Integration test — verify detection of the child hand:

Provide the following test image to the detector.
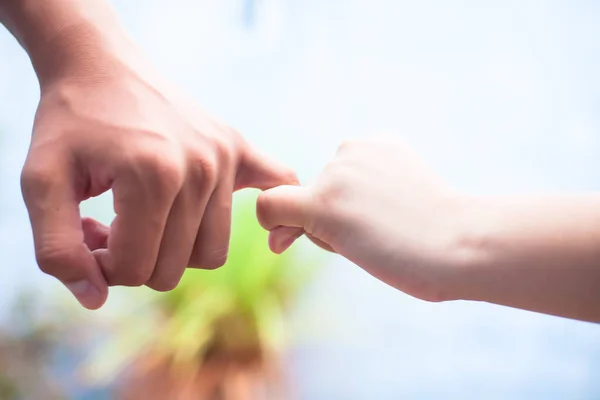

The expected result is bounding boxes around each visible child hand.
[257,136,468,302]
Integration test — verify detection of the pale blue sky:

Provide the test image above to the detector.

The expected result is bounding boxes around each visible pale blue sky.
[1,1,600,398]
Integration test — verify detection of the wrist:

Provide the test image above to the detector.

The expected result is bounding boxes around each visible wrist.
[445,195,501,303]
[38,23,144,89]
[1,0,143,88]
[432,195,492,302]
[393,194,485,303]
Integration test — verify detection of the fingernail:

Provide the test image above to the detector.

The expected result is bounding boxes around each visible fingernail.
[65,280,100,309]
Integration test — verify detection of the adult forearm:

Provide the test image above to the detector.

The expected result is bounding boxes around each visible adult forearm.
[456,195,600,322]
[0,0,139,85]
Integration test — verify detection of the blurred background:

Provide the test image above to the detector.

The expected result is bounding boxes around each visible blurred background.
[1,0,600,399]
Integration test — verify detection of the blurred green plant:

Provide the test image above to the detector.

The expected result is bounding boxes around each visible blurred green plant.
[81,190,324,399]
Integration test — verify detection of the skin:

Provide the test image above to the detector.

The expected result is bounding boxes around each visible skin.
[0,0,299,310]
[1,1,598,324]
[258,137,600,323]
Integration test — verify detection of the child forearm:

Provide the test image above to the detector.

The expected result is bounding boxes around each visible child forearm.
[456,195,600,322]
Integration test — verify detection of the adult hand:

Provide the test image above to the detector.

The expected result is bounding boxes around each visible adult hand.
[19,29,296,310]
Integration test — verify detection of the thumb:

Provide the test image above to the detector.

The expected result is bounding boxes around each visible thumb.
[257,185,313,253]
[21,159,108,310]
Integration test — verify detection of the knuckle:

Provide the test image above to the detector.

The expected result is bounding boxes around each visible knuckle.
[222,124,242,139]
[217,123,244,145]
[36,250,61,275]
[36,244,77,277]
[133,146,185,191]
[212,136,236,167]
[191,154,219,188]
[20,164,55,202]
